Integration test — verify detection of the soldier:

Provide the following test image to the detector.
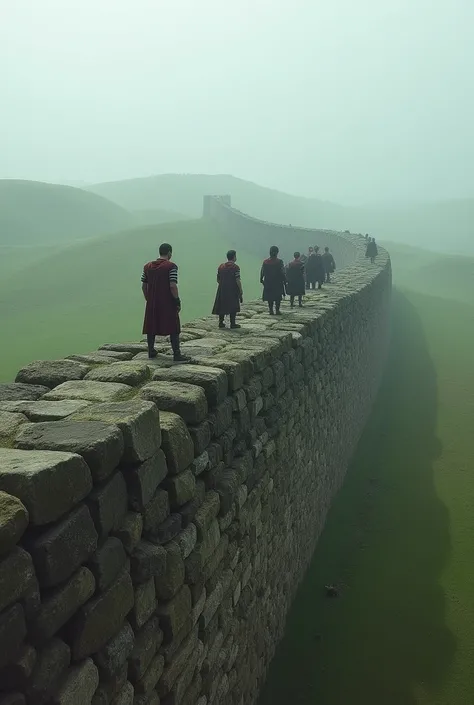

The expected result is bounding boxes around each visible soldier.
[141,243,190,362]
[286,251,305,307]
[212,249,243,329]
[260,245,287,315]
[366,237,378,264]
[322,247,336,283]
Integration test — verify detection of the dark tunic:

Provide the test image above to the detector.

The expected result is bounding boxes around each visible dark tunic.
[142,258,180,336]
[260,257,286,302]
[286,259,305,296]
[322,252,336,273]
[366,242,378,259]
[212,261,241,315]
[306,253,325,283]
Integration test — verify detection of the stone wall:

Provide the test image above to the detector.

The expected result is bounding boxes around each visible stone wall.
[0,198,391,705]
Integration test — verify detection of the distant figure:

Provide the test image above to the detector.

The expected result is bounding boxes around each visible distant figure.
[306,246,325,289]
[366,237,378,264]
[212,249,243,329]
[142,243,190,362]
[322,247,336,283]
[286,251,305,307]
[365,233,370,241]
[304,247,313,287]
[260,245,286,315]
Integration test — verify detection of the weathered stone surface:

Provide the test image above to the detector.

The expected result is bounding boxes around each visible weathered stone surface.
[70,401,161,463]
[130,576,156,630]
[114,512,143,555]
[191,451,209,477]
[0,399,92,422]
[99,342,148,355]
[128,615,162,683]
[0,491,28,555]
[0,642,36,690]
[0,603,26,668]
[86,362,151,387]
[111,681,134,705]
[0,693,25,705]
[142,489,169,535]
[188,421,211,457]
[88,536,127,592]
[130,541,166,584]
[52,657,99,705]
[196,357,245,391]
[26,637,70,703]
[149,513,182,545]
[15,421,124,483]
[69,569,134,660]
[44,380,133,403]
[133,692,160,705]
[134,652,164,695]
[91,664,128,705]
[140,381,208,425]
[163,469,196,509]
[87,471,128,538]
[16,360,90,389]
[157,628,198,697]
[126,450,167,511]
[175,523,197,560]
[30,567,95,644]
[157,584,192,644]
[94,621,134,679]
[152,365,228,407]
[0,383,48,402]
[194,492,220,541]
[155,541,184,600]
[0,448,92,526]
[0,412,28,447]
[159,412,194,476]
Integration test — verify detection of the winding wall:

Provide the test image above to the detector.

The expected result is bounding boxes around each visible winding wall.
[0,197,391,705]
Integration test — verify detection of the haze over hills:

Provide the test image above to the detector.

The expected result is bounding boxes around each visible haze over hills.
[0,179,133,245]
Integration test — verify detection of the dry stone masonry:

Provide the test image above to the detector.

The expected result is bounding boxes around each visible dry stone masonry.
[0,197,391,705]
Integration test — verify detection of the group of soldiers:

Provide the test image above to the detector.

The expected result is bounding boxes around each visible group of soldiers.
[141,236,372,360]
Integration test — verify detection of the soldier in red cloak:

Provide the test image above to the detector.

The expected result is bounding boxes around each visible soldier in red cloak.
[141,243,190,362]
[212,249,243,329]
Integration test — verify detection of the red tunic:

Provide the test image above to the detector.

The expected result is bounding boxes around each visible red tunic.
[212,261,241,315]
[142,259,180,336]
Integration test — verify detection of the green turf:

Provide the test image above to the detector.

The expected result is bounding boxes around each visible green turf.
[259,250,474,704]
[0,219,264,382]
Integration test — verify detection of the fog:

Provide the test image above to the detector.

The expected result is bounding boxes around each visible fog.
[2,0,474,205]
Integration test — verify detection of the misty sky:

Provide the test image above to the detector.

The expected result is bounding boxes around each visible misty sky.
[2,0,473,204]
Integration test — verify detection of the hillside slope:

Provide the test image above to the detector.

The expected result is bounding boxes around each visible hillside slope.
[0,179,133,245]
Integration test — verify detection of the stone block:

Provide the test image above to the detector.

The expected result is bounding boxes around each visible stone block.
[157,628,198,697]
[161,639,202,705]
[175,524,197,560]
[52,657,99,705]
[130,541,166,584]
[27,504,98,587]
[159,412,194,475]
[188,421,211,456]
[0,383,49,402]
[68,570,134,660]
[179,479,205,529]
[86,362,151,387]
[142,490,170,535]
[157,584,192,644]
[194,491,220,541]
[88,537,127,593]
[130,577,156,631]
[0,696,25,705]
[0,603,26,668]
[163,469,196,509]
[70,401,161,464]
[126,450,167,511]
[0,411,28,447]
[208,398,233,438]
[87,471,128,539]
[0,448,92,526]
[99,342,148,355]
[30,567,95,644]
[0,400,92,422]
[111,681,134,705]
[0,491,28,555]
[231,389,247,412]
[16,360,90,389]
[128,615,162,683]
[199,582,224,631]
[0,642,36,690]
[94,621,134,679]
[134,652,164,695]
[191,450,209,476]
[15,420,124,483]
[26,637,70,704]
[133,692,160,705]
[114,512,143,555]
[43,380,133,403]
[140,381,208,425]
[214,470,240,516]
[152,365,228,407]
[149,513,182,545]
[155,542,184,600]
[195,357,245,391]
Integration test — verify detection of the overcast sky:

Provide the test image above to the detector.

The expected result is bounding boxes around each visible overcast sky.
[1,0,473,204]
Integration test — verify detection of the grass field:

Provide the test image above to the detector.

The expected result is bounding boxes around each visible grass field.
[0,219,265,382]
[259,247,474,705]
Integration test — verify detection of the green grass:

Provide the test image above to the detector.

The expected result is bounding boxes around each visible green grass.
[0,219,264,382]
[259,248,474,704]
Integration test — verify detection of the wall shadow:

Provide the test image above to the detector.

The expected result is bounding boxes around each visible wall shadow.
[259,289,455,705]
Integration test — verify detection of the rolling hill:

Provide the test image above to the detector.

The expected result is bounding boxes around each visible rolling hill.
[0,179,133,245]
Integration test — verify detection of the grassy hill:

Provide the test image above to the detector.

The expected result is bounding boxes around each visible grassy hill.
[260,243,474,705]
[88,174,474,255]
[131,208,191,226]
[0,179,133,245]
[0,219,264,382]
